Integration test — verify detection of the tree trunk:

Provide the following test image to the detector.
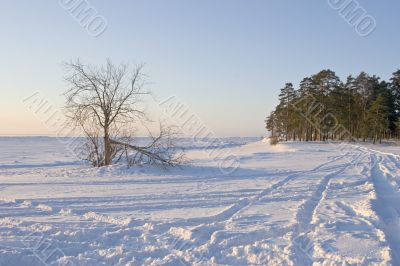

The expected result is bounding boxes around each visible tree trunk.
[104,126,112,166]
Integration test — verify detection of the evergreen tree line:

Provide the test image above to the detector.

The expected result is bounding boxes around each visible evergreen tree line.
[265,69,400,144]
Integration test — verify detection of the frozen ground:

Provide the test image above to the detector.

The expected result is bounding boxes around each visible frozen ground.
[0,137,400,265]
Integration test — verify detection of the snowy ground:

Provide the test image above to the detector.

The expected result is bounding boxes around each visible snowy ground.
[0,137,400,265]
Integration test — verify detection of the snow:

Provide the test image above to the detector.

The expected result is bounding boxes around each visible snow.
[0,137,400,265]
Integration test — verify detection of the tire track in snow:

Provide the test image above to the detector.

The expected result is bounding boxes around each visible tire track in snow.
[174,152,353,263]
[370,154,400,265]
[288,149,364,265]
[217,151,353,225]
[386,154,400,168]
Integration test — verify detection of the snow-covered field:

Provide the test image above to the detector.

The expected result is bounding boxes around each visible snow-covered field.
[1,137,400,266]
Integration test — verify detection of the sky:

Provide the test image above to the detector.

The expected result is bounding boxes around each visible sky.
[1,0,400,137]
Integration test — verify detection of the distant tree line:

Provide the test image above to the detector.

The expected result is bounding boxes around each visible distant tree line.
[265,69,400,144]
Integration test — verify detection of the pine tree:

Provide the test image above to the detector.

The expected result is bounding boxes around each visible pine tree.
[390,70,400,135]
[354,72,377,141]
[367,95,389,144]
[278,83,296,141]
[265,111,277,138]
[298,77,318,141]
[312,70,340,141]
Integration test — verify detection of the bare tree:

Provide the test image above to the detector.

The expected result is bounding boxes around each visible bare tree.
[63,59,184,167]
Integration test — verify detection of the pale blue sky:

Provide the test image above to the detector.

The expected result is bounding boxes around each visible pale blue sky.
[1,1,399,136]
